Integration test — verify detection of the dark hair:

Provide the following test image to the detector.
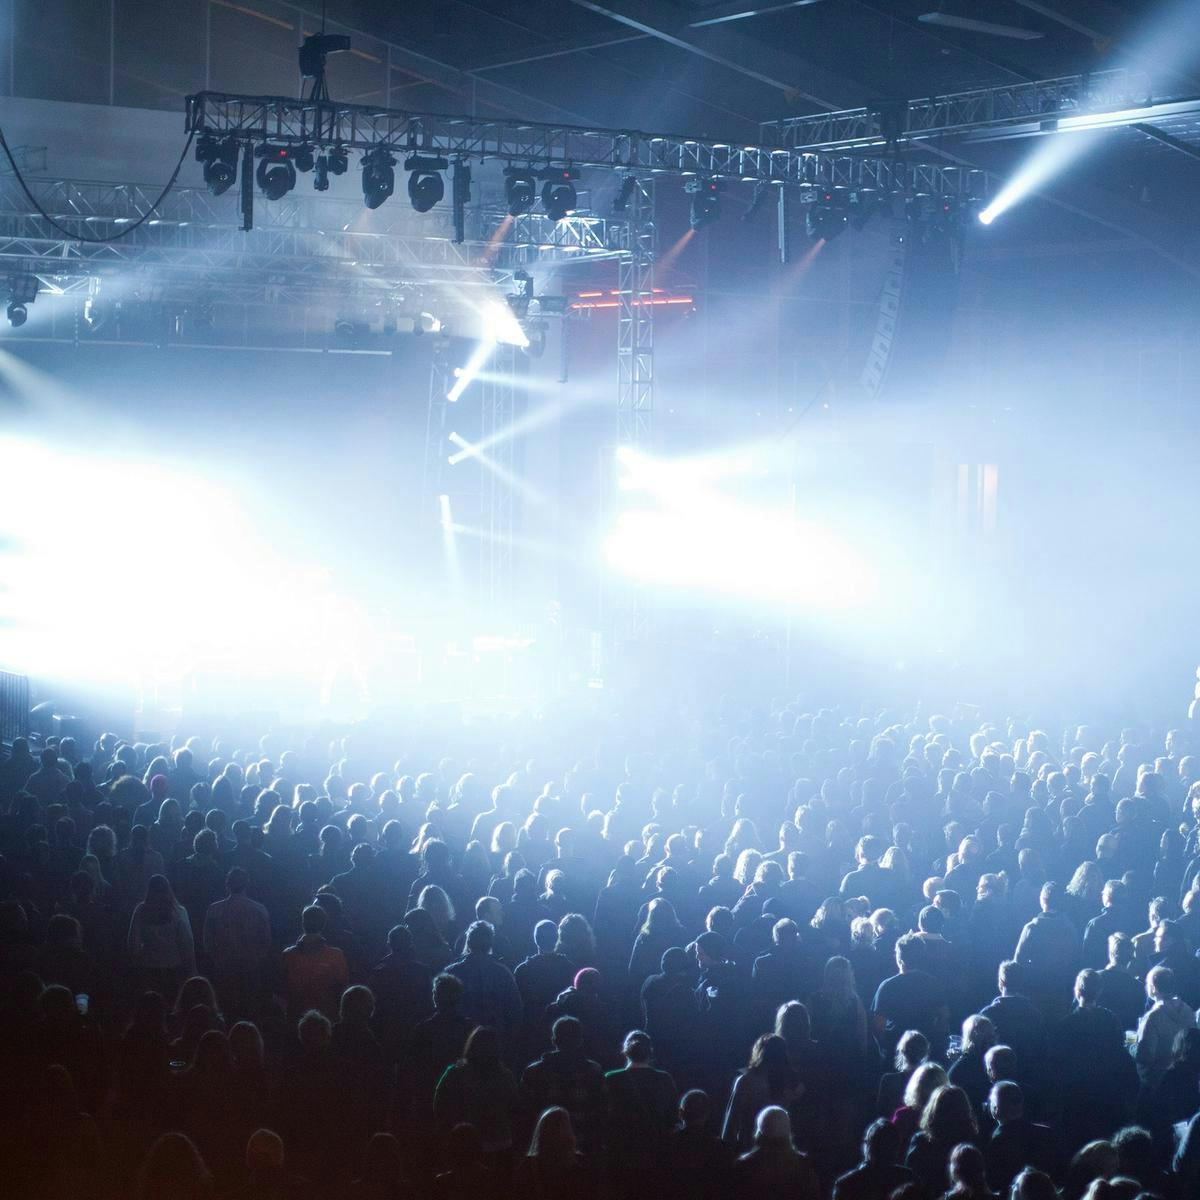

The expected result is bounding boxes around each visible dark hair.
[432,972,464,1009]
[142,875,177,926]
[863,1118,901,1164]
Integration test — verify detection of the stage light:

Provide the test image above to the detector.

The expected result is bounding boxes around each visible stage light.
[540,170,577,221]
[405,154,448,213]
[806,187,849,241]
[292,144,315,174]
[361,147,396,209]
[6,275,36,327]
[196,135,238,196]
[613,175,637,213]
[328,146,349,175]
[505,167,537,216]
[685,178,720,229]
[505,270,533,320]
[255,146,296,201]
[313,156,330,191]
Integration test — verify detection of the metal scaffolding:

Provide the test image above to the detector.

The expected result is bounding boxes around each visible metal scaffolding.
[760,68,1200,152]
[616,178,655,449]
[185,91,989,197]
[422,339,454,516]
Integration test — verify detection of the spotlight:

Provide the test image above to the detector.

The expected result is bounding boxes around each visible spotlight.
[613,175,637,213]
[313,156,330,191]
[292,144,315,174]
[361,147,396,209]
[506,270,534,320]
[196,135,238,196]
[504,167,537,216]
[805,187,849,241]
[540,170,577,222]
[405,154,448,213]
[328,146,349,175]
[255,146,296,201]
[685,178,720,229]
[6,274,36,326]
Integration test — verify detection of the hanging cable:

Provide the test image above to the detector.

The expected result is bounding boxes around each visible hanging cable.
[0,123,196,244]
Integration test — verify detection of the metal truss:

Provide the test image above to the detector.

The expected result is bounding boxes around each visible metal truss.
[186,92,989,198]
[479,343,518,615]
[758,68,1200,152]
[422,341,453,516]
[0,177,627,308]
[616,179,655,449]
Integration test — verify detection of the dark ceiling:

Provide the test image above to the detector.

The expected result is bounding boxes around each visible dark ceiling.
[323,0,1177,137]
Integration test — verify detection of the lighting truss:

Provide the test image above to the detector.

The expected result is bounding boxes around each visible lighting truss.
[0,176,626,308]
[185,91,988,198]
[758,68,1200,152]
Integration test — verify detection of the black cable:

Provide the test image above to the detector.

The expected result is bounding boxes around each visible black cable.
[0,124,197,244]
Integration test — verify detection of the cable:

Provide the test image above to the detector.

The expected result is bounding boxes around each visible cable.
[0,124,197,244]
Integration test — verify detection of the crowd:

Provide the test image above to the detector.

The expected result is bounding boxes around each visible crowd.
[1,703,1200,1200]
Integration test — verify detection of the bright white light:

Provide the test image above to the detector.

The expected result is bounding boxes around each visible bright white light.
[606,447,877,611]
[0,434,339,687]
[482,301,529,348]
[447,338,496,402]
[978,209,996,226]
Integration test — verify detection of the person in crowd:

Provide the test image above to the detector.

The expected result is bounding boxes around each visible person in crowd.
[833,1118,915,1200]
[433,1024,518,1152]
[127,874,196,996]
[605,1030,679,1197]
[514,1106,597,1200]
[280,904,349,1023]
[1134,964,1197,1089]
[906,1084,980,1194]
[871,931,949,1061]
[202,867,271,1021]
[368,923,434,1062]
[984,1080,1056,1193]
[722,1032,802,1151]
[730,1105,820,1200]
[518,1014,607,1153]
[664,1088,733,1200]
[877,1029,929,1117]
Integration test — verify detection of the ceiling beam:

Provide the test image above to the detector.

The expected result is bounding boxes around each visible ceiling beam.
[1132,122,1200,163]
[1008,0,1108,41]
[568,0,863,109]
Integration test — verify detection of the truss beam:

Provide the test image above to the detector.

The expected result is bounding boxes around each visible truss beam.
[186,92,989,198]
[760,69,1200,152]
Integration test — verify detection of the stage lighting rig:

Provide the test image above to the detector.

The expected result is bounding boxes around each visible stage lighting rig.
[328,146,349,176]
[6,274,37,327]
[313,156,330,191]
[196,135,238,196]
[805,186,850,241]
[613,175,638,214]
[292,144,315,174]
[405,154,448,213]
[504,167,537,216]
[685,178,720,229]
[540,169,577,221]
[361,147,396,209]
[255,145,296,200]
[506,270,534,319]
